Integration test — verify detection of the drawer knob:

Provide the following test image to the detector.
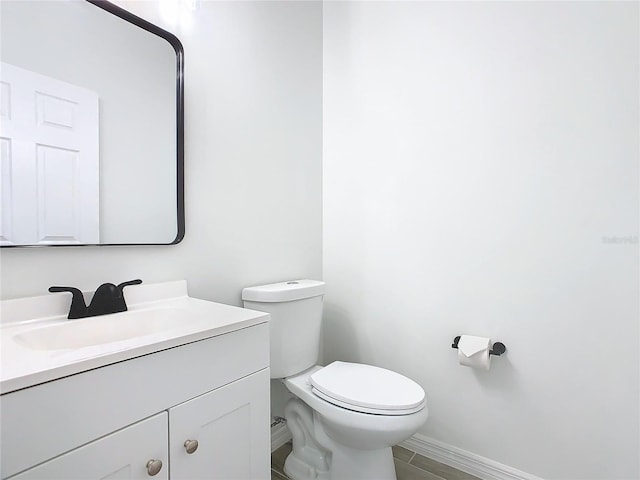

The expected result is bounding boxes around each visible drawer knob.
[184,439,199,454]
[146,459,163,476]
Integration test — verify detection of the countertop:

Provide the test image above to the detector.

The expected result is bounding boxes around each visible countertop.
[0,280,269,394]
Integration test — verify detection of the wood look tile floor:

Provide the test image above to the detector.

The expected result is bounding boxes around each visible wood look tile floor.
[271,442,480,480]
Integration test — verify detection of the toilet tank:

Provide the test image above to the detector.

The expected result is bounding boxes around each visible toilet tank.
[242,280,325,379]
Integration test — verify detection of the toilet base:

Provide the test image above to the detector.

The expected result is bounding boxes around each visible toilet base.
[283,398,398,480]
[284,398,330,480]
[284,452,330,480]
[327,445,396,480]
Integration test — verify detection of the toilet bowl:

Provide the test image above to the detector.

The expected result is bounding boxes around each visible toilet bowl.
[282,364,428,480]
[242,280,428,480]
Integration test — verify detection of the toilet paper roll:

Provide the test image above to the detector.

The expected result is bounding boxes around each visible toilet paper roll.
[457,335,491,370]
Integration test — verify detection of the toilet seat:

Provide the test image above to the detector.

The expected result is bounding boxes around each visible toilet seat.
[310,362,425,415]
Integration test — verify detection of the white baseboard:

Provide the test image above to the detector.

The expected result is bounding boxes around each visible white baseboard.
[271,423,292,452]
[271,425,539,480]
[400,433,542,480]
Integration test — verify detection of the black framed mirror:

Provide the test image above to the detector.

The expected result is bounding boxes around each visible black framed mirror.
[0,0,184,246]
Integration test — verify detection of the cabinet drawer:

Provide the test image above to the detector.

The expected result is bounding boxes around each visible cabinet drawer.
[1,323,269,478]
[8,413,168,480]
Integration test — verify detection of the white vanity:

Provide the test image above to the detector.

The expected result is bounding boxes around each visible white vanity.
[0,281,270,480]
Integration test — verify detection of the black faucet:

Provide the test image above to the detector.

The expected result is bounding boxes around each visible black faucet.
[49,280,143,319]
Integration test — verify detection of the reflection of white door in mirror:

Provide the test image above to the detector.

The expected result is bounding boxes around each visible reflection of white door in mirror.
[0,62,99,246]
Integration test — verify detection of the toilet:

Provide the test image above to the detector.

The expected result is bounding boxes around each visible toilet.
[242,280,428,480]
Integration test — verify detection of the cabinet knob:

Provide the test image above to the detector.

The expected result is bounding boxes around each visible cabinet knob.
[184,439,199,454]
[146,459,163,476]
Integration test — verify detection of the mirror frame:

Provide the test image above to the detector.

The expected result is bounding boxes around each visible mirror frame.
[2,0,185,247]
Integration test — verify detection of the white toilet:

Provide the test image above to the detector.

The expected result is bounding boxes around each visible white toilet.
[242,280,428,480]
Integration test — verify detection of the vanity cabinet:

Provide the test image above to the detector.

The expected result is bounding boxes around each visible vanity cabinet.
[1,322,270,480]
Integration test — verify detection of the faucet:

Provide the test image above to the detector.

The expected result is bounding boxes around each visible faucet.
[49,279,143,319]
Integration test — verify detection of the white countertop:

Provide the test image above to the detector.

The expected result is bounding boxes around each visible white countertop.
[0,280,269,394]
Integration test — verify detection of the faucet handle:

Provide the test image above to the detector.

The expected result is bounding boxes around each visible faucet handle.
[117,279,143,291]
[113,279,143,312]
[88,279,142,316]
[48,286,88,319]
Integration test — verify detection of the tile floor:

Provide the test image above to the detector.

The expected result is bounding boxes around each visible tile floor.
[271,442,480,480]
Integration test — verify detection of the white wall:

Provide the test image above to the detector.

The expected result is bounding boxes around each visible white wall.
[0,0,323,306]
[323,2,639,479]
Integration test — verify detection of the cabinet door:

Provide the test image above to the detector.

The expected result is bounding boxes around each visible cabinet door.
[9,413,168,480]
[169,368,270,480]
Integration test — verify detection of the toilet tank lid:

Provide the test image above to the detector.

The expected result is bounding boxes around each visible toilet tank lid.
[242,280,325,302]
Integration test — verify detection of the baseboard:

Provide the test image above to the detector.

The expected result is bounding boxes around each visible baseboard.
[271,424,539,480]
[400,433,542,480]
[271,423,292,452]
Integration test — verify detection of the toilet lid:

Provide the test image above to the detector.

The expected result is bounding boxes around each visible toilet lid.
[310,361,425,415]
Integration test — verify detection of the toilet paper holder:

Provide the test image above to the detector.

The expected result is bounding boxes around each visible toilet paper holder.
[451,336,506,356]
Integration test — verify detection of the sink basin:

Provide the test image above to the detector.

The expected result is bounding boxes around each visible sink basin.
[14,308,191,350]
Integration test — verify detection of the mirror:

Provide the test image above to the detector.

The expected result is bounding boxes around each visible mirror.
[0,0,184,246]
